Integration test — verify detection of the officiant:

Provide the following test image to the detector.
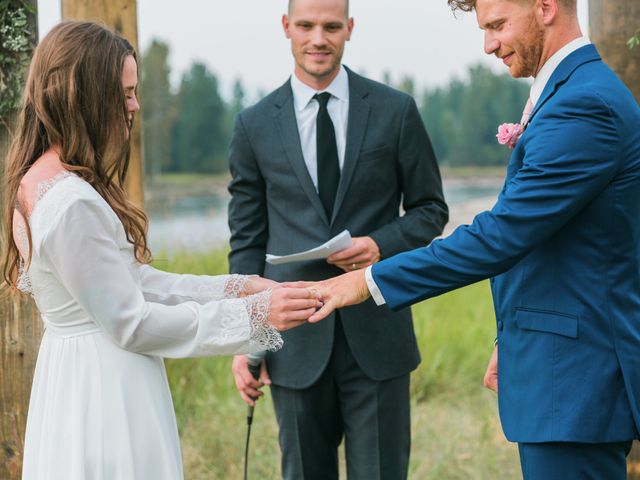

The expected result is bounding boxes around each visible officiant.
[226,0,448,478]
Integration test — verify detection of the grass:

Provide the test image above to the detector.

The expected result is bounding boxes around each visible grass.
[156,250,521,479]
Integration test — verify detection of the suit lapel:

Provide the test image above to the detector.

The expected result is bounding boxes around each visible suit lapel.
[273,81,330,226]
[529,44,601,123]
[331,68,370,224]
[503,45,602,184]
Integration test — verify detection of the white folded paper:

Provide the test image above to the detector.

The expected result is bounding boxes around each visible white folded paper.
[265,230,352,265]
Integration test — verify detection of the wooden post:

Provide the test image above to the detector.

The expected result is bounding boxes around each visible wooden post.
[589,3,640,478]
[61,0,145,207]
[0,3,40,479]
[589,0,640,103]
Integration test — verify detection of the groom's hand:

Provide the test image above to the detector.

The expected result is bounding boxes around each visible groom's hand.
[483,346,498,393]
[327,236,380,272]
[232,355,271,407]
[306,270,371,323]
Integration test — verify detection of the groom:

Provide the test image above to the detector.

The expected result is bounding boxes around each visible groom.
[310,0,640,478]
[227,0,448,478]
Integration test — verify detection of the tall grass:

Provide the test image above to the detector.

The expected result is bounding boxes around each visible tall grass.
[156,250,520,479]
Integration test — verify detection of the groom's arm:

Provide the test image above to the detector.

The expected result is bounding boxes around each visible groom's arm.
[372,91,620,310]
[368,96,449,259]
[228,112,268,276]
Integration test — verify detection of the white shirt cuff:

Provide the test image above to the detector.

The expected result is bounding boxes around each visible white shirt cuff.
[365,265,386,306]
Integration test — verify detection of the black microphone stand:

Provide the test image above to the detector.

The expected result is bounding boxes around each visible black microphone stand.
[243,362,261,480]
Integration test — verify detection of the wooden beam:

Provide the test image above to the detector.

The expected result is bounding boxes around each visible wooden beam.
[61,0,145,207]
[589,0,640,103]
[0,3,40,478]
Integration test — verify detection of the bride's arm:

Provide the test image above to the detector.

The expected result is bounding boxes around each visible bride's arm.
[136,265,258,305]
[39,197,300,358]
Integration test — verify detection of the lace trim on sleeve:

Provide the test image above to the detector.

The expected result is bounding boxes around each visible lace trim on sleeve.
[223,274,249,298]
[192,274,249,301]
[244,289,283,352]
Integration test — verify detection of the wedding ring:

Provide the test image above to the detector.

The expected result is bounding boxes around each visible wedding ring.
[351,263,357,270]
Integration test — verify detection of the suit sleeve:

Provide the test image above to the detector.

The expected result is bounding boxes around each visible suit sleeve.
[227,113,268,276]
[368,96,449,258]
[373,91,620,310]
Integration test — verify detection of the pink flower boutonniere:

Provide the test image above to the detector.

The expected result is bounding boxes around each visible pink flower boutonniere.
[496,123,525,149]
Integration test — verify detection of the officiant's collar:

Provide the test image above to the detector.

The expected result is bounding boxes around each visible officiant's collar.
[291,65,349,112]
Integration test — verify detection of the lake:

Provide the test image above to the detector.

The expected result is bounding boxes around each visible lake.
[147,182,501,254]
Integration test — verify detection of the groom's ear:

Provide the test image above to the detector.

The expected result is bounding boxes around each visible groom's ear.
[282,14,292,38]
[539,0,560,26]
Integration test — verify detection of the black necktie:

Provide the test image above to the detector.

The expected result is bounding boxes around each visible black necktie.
[314,92,340,218]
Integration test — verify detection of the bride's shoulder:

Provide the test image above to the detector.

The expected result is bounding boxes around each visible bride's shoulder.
[19,151,104,229]
[21,151,96,207]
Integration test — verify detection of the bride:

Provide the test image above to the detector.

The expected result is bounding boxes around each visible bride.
[1,21,320,479]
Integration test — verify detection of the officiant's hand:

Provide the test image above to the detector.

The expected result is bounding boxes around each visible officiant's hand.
[327,236,380,272]
[483,346,498,393]
[232,355,271,406]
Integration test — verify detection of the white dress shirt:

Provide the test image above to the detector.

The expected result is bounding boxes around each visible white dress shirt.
[530,36,591,107]
[290,65,350,190]
[365,36,592,306]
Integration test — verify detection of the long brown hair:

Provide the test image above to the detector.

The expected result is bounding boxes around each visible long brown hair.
[1,20,151,289]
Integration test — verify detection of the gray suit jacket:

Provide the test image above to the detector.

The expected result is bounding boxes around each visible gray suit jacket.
[228,67,448,388]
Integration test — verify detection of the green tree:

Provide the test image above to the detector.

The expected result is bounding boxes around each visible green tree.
[223,77,245,145]
[420,64,529,167]
[141,39,173,178]
[171,63,227,173]
[396,75,416,97]
[0,0,35,122]
[229,77,246,116]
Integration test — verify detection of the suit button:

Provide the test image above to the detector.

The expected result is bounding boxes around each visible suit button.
[497,320,504,331]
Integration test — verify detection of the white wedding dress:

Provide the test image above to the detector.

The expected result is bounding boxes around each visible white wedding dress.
[15,172,282,480]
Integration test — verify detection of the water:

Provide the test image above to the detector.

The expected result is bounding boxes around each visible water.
[147,183,501,253]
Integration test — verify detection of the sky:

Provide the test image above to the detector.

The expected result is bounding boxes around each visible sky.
[37,0,590,99]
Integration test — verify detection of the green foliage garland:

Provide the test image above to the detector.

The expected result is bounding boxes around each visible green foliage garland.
[628,31,640,50]
[0,0,35,122]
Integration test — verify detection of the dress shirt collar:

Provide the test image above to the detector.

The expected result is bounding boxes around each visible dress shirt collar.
[530,36,590,106]
[290,65,349,112]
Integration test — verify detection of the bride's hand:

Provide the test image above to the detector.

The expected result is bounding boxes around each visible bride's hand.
[268,287,323,331]
[242,275,281,296]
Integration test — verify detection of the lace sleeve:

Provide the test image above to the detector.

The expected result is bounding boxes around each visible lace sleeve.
[243,289,283,352]
[223,274,249,298]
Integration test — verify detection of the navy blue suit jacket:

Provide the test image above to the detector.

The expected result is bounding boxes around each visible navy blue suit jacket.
[372,45,640,442]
